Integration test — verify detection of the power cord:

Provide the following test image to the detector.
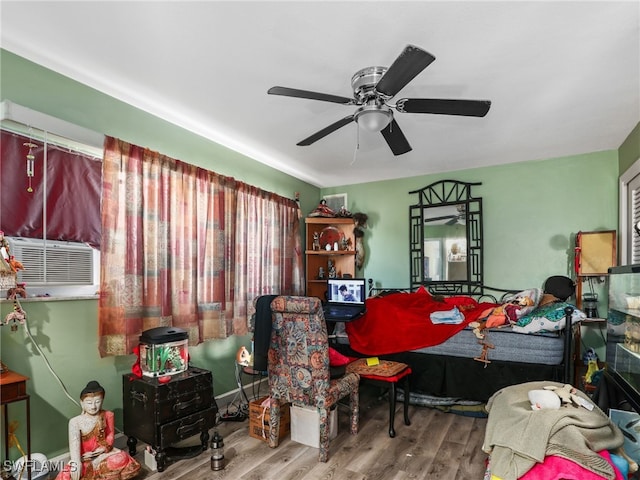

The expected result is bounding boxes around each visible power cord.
[218,362,250,422]
[3,293,81,409]
[3,294,142,444]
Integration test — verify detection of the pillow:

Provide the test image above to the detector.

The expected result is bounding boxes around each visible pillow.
[501,288,542,321]
[543,275,575,301]
[511,301,586,334]
[329,347,351,367]
[328,347,351,379]
[480,289,542,328]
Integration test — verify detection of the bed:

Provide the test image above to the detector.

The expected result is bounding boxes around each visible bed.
[333,281,586,403]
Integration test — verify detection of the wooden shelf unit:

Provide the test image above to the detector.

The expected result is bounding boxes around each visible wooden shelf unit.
[572,230,616,388]
[305,217,356,300]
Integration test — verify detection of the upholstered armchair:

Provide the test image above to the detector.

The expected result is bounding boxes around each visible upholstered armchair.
[267,295,360,462]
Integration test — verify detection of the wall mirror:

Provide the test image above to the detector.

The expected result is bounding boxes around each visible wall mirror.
[409,180,483,295]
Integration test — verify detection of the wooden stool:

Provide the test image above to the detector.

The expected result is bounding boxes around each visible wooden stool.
[347,359,412,437]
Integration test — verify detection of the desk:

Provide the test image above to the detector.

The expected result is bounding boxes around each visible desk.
[1,370,31,480]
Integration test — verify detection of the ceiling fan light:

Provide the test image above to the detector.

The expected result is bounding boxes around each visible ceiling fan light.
[355,107,392,132]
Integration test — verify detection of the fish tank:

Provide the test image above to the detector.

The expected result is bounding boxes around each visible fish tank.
[139,327,189,377]
[606,264,640,411]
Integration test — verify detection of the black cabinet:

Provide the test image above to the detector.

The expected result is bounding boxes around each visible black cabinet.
[122,366,218,471]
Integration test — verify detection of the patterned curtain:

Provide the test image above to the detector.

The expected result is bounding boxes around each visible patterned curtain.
[98,137,304,357]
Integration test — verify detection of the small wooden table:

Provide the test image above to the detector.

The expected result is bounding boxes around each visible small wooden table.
[347,359,412,438]
[1,369,31,480]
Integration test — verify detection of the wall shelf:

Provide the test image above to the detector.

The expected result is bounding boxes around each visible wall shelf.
[304,217,356,300]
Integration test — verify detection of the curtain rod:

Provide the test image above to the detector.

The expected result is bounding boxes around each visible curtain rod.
[0,101,104,159]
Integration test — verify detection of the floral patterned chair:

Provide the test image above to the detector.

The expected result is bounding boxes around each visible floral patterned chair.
[267,295,360,462]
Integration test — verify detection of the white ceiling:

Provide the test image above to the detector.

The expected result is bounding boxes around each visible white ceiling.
[1,1,639,188]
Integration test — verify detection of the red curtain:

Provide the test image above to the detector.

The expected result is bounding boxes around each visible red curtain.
[0,130,102,247]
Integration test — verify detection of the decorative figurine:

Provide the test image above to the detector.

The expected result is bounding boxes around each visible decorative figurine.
[353,212,368,270]
[308,199,335,218]
[312,232,321,251]
[56,381,141,480]
[474,339,495,366]
[236,346,251,367]
[335,206,352,218]
[317,267,325,279]
[8,256,25,273]
[328,260,337,279]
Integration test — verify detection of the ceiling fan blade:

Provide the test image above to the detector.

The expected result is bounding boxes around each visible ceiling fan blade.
[397,98,491,117]
[425,215,457,223]
[375,45,436,98]
[268,86,354,105]
[445,217,458,226]
[297,115,355,146]
[380,118,412,156]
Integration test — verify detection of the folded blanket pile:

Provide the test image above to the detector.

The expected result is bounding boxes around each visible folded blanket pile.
[483,381,624,480]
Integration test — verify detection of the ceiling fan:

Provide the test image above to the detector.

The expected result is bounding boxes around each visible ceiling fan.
[425,204,466,225]
[268,44,491,156]
[445,204,467,225]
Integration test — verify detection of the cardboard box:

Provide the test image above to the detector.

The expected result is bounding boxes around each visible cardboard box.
[290,405,338,448]
[249,396,290,442]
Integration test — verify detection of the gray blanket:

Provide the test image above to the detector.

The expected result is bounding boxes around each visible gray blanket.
[483,381,623,480]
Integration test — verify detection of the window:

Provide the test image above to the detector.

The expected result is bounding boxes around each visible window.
[620,157,640,265]
[0,102,103,296]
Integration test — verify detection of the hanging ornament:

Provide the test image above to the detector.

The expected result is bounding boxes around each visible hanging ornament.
[23,140,38,193]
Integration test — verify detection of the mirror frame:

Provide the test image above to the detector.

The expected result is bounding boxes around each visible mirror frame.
[409,179,483,295]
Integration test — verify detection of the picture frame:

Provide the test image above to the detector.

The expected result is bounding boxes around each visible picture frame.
[577,230,617,275]
[323,193,348,214]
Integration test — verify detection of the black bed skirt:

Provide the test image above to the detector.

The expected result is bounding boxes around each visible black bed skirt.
[386,351,564,402]
[333,344,564,403]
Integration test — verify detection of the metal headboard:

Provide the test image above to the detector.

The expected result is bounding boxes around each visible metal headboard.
[367,278,520,303]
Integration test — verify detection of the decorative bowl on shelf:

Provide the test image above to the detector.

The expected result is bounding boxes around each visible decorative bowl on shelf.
[319,226,344,250]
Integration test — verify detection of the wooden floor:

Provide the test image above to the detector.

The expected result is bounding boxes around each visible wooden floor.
[136,385,489,480]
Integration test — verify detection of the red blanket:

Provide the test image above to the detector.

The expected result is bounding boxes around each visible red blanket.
[344,286,498,355]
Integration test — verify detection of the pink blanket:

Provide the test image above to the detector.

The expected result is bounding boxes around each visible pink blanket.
[345,286,498,355]
[518,450,624,480]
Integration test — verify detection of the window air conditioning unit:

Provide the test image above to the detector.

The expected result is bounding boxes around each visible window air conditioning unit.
[8,237,95,285]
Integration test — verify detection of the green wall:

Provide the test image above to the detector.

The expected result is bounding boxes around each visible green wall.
[0,49,321,459]
[0,48,635,461]
[322,149,619,289]
[0,298,252,458]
